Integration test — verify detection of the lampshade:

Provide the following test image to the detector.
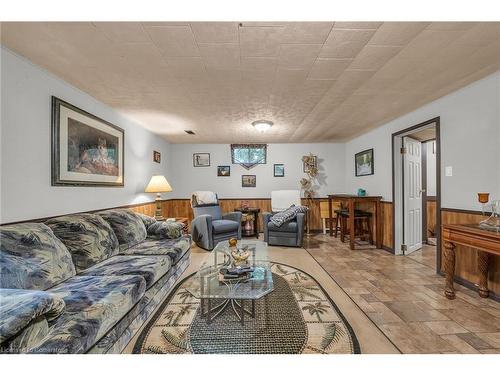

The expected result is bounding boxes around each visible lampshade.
[145,175,172,193]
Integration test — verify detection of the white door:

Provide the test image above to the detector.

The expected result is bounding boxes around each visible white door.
[403,137,423,254]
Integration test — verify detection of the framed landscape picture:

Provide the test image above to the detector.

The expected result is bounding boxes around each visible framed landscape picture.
[193,153,210,167]
[217,165,230,176]
[51,96,124,187]
[274,164,285,177]
[355,148,374,177]
[242,175,256,187]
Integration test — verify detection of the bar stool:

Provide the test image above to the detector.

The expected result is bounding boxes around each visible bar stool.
[337,209,373,245]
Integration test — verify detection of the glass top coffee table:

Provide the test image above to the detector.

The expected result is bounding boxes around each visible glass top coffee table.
[186,240,274,325]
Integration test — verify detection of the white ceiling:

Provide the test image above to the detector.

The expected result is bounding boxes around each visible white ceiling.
[1,22,499,143]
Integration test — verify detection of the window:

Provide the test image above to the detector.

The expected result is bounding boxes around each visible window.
[231,144,267,170]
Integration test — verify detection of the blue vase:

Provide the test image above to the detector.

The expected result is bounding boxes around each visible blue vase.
[357,188,366,197]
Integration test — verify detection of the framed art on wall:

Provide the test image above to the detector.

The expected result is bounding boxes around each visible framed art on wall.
[193,153,210,167]
[355,148,374,177]
[153,150,161,163]
[303,155,317,173]
[274,164,285,177]
[242,175,256,187]
[51,96,124,187]
[217,165,230,176]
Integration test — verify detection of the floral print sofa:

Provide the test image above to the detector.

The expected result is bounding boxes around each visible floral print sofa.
[0,209,191,354]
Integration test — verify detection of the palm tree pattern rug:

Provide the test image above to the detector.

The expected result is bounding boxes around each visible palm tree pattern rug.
[132,263,360,354]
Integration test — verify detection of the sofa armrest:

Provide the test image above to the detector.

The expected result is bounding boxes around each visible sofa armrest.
[146,221,184,240]
[296,212,306,241]
[191,215,213,250]
[0,289,65,345]
[262,212,273,242]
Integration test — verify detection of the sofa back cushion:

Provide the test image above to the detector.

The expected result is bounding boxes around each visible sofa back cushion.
[97,209,147,251]
[0,223,76,290]
[45,213,119,272]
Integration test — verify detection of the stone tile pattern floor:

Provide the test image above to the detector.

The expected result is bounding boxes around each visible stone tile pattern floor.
[305,235,500,354]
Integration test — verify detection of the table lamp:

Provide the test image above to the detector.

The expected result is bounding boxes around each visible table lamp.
[145,175,172,220]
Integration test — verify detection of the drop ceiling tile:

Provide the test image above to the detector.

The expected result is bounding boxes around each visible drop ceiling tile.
[239,26,285,57]
[333,22,382,29]
[396,29,466,60]
[164,57,206,78]
[278,44,322,69]
[426,22,479,31]
[349,45,402,70]
[308,58,353,80]
[144,25,199,57]
[198,43,240,69]
[368,22,429,46]
[279,22,333,43]
[320,28,376,58]
[190,22,238,43]
[93,22,150,43]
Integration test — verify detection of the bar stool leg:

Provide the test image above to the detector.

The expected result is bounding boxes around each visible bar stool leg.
[340,215,346,242]
[368,217,374,245]
[334,214,339,238]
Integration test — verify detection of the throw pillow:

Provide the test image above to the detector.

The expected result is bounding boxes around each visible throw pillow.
[270,205,308,227]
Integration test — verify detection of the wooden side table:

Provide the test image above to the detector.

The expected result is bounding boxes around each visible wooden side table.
[442,224,500,299]
[234,208,260,238]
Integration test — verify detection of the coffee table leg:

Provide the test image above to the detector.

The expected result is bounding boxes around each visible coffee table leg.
[240,299,244,326]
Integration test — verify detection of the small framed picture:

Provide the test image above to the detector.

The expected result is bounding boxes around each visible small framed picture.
[274,164,285,177]
[303,155,317,173]
[153,151,161,163]
[193,153,210,167]
[217,165,231,176]
[242,175,256,187]
[355,148,374,177]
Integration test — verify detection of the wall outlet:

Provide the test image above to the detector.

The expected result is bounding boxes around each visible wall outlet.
[445,166,453,177]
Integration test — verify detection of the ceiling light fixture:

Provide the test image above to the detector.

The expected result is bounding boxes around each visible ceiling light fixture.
[252,120,273,133]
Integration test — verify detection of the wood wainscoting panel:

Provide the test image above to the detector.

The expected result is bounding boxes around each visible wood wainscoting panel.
[427,200,437,238]
[441,209,500,296]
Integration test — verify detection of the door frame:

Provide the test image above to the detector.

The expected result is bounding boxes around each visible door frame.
[391,117,442,271]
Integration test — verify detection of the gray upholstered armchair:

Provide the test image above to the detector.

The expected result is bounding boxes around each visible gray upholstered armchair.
[190,192,242,250]
[263,190,306,247]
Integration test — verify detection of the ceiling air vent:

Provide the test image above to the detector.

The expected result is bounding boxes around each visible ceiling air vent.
[184,130,195,135]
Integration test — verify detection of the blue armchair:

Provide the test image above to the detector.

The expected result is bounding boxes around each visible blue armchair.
[190,193,242,250]
[263,190,306,247]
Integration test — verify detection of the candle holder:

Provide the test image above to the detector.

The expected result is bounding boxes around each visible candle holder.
[478,192,490,216]
[478,193,500,233]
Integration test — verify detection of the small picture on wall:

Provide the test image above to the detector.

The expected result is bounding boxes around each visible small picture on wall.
[217,165,231,176]
[355,148,374,177]
[274,164,285,177]
[242,175,256,187]
[153,151,161,163]
[193,153,210,167]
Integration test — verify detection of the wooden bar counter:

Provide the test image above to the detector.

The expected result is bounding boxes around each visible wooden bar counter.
[442,224,500,300]
[328,194,383,250]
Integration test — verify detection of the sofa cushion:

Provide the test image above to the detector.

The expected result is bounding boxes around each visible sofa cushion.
[97,209,147,251]
[267,221,298,233]
[147,221,184,239]
[0,223,76,290]
[120,235,191,265]
[45,213,119,272]
[33,275,146,354]
[0,288,65,345]
[77,255,171,289]
[212,219,239,235]
[135,213,156,228]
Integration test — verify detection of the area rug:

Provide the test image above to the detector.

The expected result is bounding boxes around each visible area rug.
[132,262,360,354]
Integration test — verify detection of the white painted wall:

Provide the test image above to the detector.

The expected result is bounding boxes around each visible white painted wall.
[0,47,171,223]
[426,140,437,197]
[344,71,500,210]
[168,143,345,199]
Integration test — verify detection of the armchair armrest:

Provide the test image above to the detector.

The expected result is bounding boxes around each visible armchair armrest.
[0,289,65,345]
[222,211,242,239]
[191,214,214,250]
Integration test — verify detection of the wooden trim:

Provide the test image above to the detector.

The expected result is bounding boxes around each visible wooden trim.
[422,141,428,242]
[426,196,437,201]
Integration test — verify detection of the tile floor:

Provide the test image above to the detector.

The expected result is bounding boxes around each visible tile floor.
[304,234,500,354]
